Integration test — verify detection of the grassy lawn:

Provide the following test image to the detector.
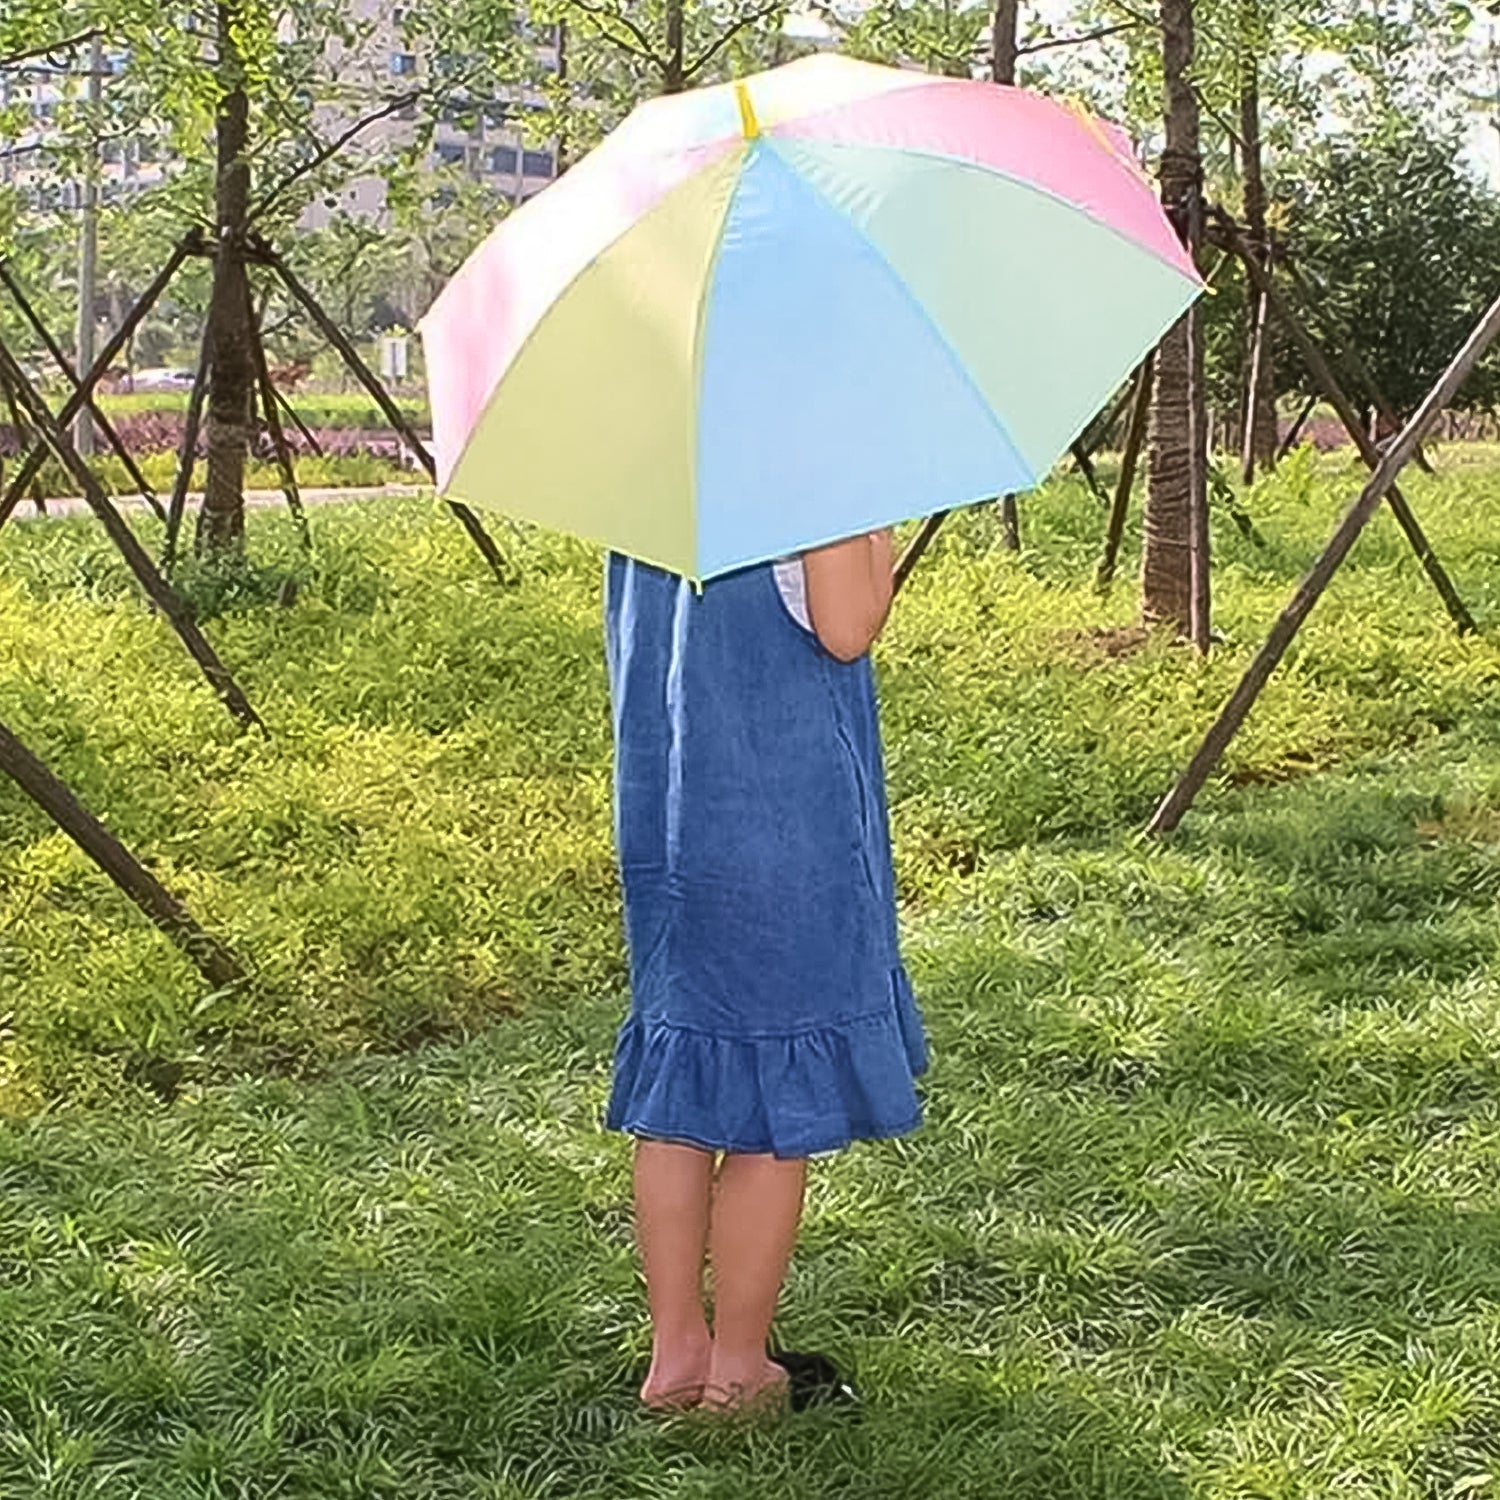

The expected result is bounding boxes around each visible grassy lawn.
[5,448,1500,1494]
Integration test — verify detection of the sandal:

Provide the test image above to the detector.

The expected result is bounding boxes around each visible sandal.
[767,1349,860,1413]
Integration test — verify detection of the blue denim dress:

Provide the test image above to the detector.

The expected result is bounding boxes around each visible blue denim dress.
[603,553,927,1159]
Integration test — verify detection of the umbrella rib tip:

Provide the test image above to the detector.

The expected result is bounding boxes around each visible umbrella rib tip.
[735,81,761,141]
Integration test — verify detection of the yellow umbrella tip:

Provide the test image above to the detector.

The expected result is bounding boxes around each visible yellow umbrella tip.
[735,80,761,140]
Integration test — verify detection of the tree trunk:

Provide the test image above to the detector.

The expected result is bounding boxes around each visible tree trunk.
[1238,10,1277,481]
[992,0,1020,84]
[663,0,685,93]
[555,21,571,172]
[1141,0,1205,635]
[197,0,254,558]
[993,0,1021,547]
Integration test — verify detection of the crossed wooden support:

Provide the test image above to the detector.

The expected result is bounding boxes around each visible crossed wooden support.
[5,205,1499,990]
[0,229,516,991]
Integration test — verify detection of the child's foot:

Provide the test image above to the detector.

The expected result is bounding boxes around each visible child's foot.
[701,1353,791,1417]
[640,1335,712,1411]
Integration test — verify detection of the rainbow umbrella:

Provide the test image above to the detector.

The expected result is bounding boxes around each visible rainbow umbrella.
[421,55,1201,582]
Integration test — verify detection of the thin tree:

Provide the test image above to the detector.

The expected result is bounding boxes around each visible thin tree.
[1237,0,1276,480]
[197,0,255,557]
[993,0,1019,81]
[993,0,1022,550]
[1141,0,1208,641]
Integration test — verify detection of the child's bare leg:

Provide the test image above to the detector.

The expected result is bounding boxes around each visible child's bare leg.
[706,1152,807,1410]
[633,1139,715,1407]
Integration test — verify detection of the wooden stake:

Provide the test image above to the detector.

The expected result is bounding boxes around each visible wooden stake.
[0,257,164,519]
[0,237,195,527]
[1216,208,1474,636]
[1097,354,1153,591]
[1187,290,1211,654]
[998,494,1021,551]
[0,358,44,516]
[162,319,213,574]
[893,510,949,597]
[0,717,244,990]
[1282,253,1434,477]
[1239,281,1270,483]
[1276,392,1318,462]
[259,242,513,585]
[245,285,310,551]
[0,335,263,732]
[1077,375,1140,466]
[1069,440,1110,508]
[1147,285,1500,837]
[268,379,322,456]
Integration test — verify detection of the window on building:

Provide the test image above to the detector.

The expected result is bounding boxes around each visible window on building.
[390,51,417,76]
[522,149,554,179]
[435,142,465,166]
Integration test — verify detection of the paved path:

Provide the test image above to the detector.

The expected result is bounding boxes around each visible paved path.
[8,484,431,522]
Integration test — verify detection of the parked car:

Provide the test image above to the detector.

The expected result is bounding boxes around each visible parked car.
[131,367,197,392]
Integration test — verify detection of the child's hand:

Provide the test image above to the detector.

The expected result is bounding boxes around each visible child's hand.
[802,530,894,662]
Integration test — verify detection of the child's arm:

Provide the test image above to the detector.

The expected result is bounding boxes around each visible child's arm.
[803,529,895,662]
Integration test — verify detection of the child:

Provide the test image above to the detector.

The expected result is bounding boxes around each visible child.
[604,530,927,1413]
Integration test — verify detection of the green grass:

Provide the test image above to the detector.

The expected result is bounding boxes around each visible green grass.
[6,451,1500,1494]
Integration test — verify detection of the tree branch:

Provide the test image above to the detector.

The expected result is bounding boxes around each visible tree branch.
[1193,81,1247,154]
[0,27,102,72]
[684,3,786,81]
[559,0,662,65]
[803,0,849,35]
[1016,20,1140,56]
[251,90,422,223]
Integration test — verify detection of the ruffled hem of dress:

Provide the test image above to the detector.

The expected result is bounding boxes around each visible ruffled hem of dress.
[605,969,927,1160]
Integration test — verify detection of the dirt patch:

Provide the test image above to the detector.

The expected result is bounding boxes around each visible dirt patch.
[1051,624,1154,667]
[1226,751,1326,788]
[1416,805,1500,846]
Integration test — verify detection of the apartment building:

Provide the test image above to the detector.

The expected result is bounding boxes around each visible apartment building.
[0,5,559,221]
[0,44,172,208]
[309,0,562,228]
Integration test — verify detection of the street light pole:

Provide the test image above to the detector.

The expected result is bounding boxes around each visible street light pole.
[75,31,102,457]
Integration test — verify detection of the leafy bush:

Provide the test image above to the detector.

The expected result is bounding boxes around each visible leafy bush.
[2,460,1500,1112]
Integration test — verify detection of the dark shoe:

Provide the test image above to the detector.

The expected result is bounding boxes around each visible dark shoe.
[767,1350,859,1413]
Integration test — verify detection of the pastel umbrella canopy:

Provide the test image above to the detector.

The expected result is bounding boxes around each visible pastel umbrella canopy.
[420,54,1202,583]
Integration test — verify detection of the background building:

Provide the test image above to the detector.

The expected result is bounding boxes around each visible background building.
[305,0,562,229]
[0,5,561,222]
